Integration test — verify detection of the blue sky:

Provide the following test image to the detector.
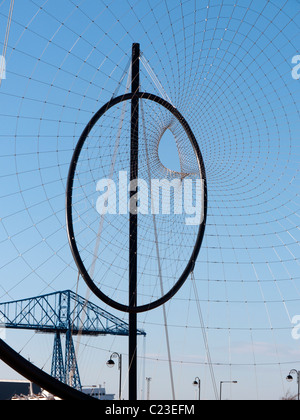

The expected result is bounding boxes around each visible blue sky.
[0,0,299,400]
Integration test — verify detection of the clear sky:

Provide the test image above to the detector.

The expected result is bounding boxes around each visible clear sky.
[0,0,299,400]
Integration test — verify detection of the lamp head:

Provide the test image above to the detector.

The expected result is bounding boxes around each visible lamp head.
[286,375,293,382]
[106,359,115,368]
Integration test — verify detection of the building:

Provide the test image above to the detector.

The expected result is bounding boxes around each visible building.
[0,380,41,400]
[82,385,115,400]
[0,380,114,400]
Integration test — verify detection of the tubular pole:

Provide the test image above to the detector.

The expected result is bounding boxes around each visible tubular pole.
[129,42,140,402]
[65,42,207,401]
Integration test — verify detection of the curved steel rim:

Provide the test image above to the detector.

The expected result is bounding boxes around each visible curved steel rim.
[0,339,95,400]
[66,92,208,314]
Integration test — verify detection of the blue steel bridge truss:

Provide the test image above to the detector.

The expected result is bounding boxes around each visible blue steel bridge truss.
[0,290,146,390]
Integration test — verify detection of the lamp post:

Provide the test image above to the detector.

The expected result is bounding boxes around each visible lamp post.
[146,377,152,401]
[286,369,300,400]
[193,377,201,400]
[220,381,238,400]
[107,352,122,400]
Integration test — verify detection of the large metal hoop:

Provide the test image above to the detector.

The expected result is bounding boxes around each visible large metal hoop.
[66,92,207,314]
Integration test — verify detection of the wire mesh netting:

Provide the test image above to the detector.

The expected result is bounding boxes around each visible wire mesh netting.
[0,0,299,400]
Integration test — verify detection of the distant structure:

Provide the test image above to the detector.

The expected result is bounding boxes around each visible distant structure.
[0,290,145,391]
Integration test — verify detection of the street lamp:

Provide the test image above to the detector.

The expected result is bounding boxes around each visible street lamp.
[286,369,300,400]
[193,377,201,400]
[107,352,122,400]
[220,381,238,400]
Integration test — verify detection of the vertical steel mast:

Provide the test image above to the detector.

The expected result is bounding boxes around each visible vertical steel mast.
[129,43,140,401]
[65,41,207,401]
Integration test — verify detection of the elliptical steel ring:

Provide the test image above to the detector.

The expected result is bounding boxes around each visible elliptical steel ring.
[66,92,207,314]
